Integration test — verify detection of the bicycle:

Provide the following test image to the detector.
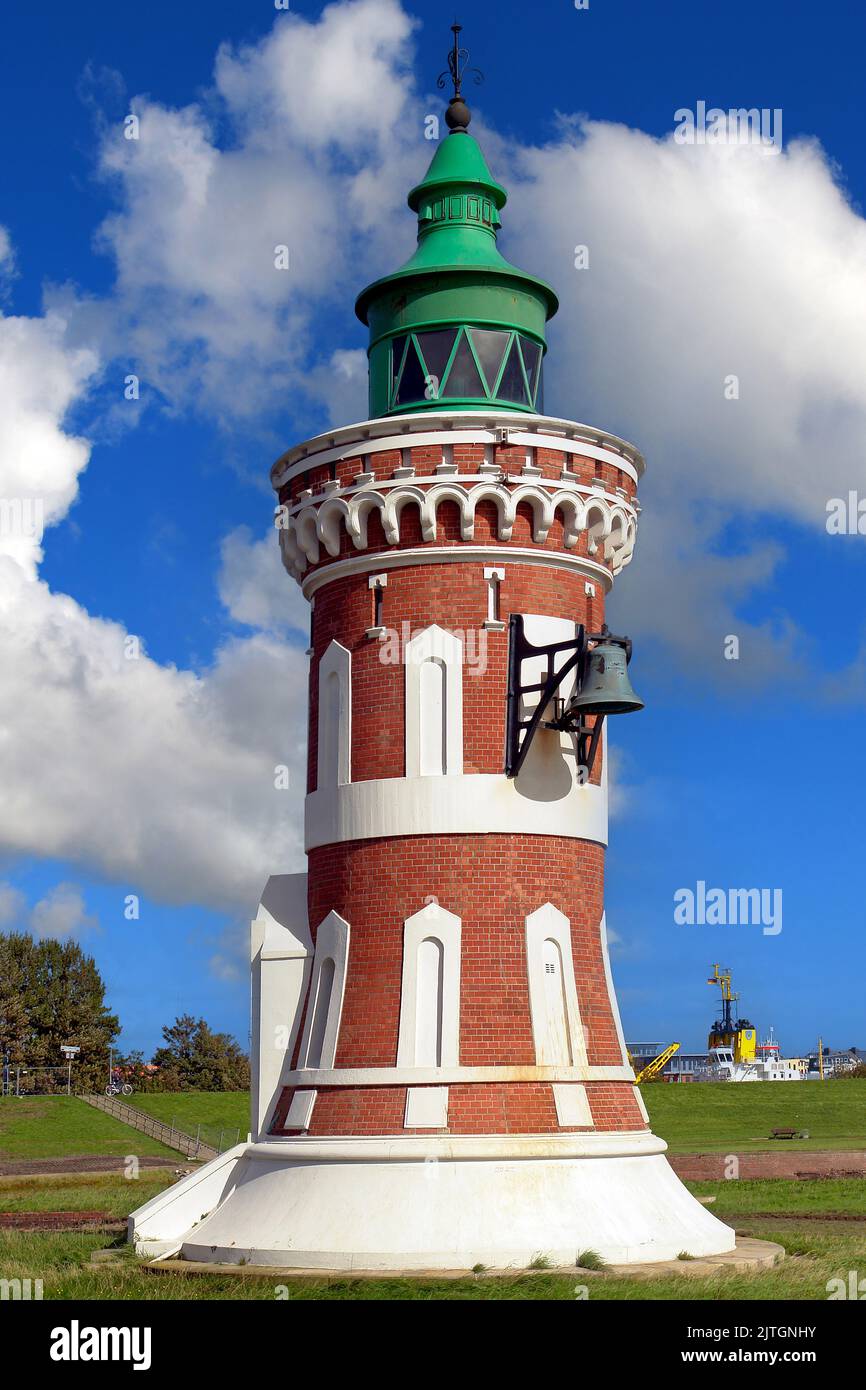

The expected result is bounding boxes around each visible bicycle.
[105,1081,133,1097]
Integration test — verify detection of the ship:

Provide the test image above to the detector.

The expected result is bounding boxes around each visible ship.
[693,968,807,1082]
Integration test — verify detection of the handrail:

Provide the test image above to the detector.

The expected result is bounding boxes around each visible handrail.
[78,1094,219,1160]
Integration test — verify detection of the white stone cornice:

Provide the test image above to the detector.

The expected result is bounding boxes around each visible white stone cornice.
[279,478,637,583]
[270,410,645,489]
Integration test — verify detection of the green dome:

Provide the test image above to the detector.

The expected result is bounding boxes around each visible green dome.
[355,128,558,419]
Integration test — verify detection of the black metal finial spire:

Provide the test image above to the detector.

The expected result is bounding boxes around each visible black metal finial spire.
[437,21,483,132]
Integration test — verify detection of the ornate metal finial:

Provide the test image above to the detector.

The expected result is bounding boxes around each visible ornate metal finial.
[437,21,483,132]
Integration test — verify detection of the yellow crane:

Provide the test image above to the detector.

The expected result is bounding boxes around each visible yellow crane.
[630,1041,681,1083]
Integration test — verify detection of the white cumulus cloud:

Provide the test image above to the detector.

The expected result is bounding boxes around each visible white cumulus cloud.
[218,524,309,636]
[75,0,421,424]
[0,292,308,914]
[496,118,866,683]
[29,882,98,941]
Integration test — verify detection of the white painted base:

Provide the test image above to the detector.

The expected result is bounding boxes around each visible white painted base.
[129,1131,735,1270]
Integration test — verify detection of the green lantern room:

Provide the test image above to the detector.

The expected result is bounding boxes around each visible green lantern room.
[355,42,558,421]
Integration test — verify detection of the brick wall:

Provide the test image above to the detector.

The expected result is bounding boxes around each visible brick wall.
[281,439,637,507]
[272,1081,646,1137]
[308,559,604,789]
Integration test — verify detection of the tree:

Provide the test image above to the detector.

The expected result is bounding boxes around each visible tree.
[0,932,120,1092]
[151,1015,249,1091]
[0,936,29,1063]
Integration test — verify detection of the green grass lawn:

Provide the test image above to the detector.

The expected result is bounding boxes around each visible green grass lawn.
[0,1098,179,1161]
[641,1079,866,1152]
[1,1164,864,1301]
[690,1178,866,1216]
[125,1092,249,1148]
[0,1170,176,1216]
[0,1216,863,1300]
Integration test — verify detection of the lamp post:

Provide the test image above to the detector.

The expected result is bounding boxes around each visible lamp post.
[60,1044,79,1096]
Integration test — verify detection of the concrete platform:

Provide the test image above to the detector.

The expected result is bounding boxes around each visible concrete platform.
[140,1236,783,1282]
[129,1133,738,1268]
[605,1236,784,1280]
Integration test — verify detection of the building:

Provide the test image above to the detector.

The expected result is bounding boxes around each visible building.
[808,1046,866,1076]
[129,30,734,1269]
[628,1043,710,1081]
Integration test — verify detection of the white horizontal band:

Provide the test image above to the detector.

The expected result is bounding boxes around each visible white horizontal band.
[283,1065,634,1087]
[271,409,645,489]
[300,545,614,600]
[305,772,608,850]
[245,1130,665,1161]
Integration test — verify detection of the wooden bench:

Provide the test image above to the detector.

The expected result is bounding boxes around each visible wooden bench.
[770,1127,798,1140]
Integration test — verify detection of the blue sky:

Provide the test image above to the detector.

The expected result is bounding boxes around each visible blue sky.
[0,0,864,1059]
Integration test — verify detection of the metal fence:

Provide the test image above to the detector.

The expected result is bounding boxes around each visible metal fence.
[1,1065,74,1096]
[80,1094,241,1160]
[1,1074,244,1160]
[171,1120,242,1155]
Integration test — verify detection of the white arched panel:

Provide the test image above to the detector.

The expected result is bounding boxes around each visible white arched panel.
[525,903,588,1068]
[397,902,462,1068]
[415,936,445,1066]
[298,910,350,1071]
[419,658,447,776]
[317,640,351,788]
[541,937,571,1065]
[405,625,463,777]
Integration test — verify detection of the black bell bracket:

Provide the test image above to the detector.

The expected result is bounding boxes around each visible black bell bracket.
[505,615,632,780]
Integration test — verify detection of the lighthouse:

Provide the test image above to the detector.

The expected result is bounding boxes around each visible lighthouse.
[130,28,735,1269]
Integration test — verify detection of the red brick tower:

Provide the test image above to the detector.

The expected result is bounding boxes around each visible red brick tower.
[138,36,735,1269]
[266,45,648,1152]
[268,418,646,1144]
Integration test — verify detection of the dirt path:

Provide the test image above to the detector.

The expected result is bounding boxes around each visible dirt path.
[0,1154,192,1178]
[669,1151,866,1180]
[0,1211,125,1231]
[726,1211,866,1225]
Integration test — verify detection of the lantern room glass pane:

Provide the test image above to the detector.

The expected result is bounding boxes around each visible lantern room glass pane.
[441,330,485,398]
[519,337,543,404]
[469,328,509,395]
[390,335,407,398]
[395,337,428,407]
[497,337,530,406]
[416,329,457,395]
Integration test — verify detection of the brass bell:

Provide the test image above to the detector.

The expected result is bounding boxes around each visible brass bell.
[569,639,645,716]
